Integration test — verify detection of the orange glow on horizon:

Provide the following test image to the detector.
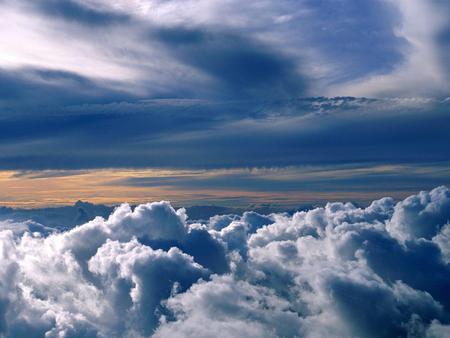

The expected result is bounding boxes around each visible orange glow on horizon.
[0,168,421,208]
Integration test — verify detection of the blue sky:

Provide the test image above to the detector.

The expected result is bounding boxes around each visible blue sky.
[0,0,449,206]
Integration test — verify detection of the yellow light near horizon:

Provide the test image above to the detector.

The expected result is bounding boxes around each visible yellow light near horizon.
[0,169,269,208]
[0,168,419,209]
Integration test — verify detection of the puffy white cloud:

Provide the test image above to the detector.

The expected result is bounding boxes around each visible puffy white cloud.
[0,186,450,337]
[106,201,188,242]
[387,186,450,242]
[433,223,450,263]
[154,275,305,338]
[0,201,204,337]
[426,320,450,338]
[89,239,208,335]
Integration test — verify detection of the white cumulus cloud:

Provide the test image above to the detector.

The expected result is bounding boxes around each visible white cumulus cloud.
[0,187,450,337]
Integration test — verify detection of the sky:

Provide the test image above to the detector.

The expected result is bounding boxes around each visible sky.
[2,2,450,337]
[0,0,449,207]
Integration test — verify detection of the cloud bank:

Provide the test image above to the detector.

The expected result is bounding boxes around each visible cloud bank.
[0,186,450,337]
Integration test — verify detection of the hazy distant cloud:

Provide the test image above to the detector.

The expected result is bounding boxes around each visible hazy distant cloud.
[0,186,450,337]
[112,163,450,195]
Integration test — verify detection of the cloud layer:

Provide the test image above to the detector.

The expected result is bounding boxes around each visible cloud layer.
[0,186,450,337]
[0,97,449,171]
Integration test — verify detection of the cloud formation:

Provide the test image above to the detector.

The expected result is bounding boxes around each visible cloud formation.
[0,186,450,337]
[2,0,449,98]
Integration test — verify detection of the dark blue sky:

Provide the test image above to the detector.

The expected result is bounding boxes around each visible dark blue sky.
[0,0,449,205]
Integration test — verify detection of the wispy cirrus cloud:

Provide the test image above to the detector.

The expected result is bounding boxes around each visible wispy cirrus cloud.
[1,0,449,100]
